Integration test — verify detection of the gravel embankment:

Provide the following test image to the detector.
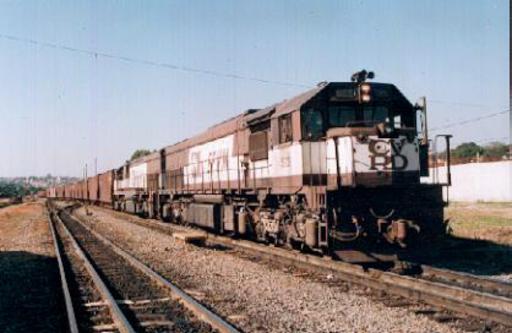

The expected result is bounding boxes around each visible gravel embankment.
[0,202,67,332]
[73,206,465,333]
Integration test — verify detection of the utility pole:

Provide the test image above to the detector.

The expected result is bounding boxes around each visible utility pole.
[95,157,99,202]
[85,163,90,215]
[85,163,88,192]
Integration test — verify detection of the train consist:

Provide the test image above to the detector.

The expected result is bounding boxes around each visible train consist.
[48,71,452,261]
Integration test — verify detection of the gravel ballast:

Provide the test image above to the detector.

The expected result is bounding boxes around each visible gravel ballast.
[75,206,463,333]
[60,210,214,333]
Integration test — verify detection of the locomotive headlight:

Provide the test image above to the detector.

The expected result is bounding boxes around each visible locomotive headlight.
[361,94,371,103]
[360,83,371,93]
[358,83,371,103]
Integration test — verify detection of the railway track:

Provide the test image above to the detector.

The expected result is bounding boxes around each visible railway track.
[83,206,512,329]
[414,264,512,300]
[48,204,239,333]
[49,209,130,332]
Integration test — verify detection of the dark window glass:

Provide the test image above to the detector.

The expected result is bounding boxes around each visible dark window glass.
[328,106,356,127]
[278,114,293,143]
[401,111,416,128]
[328,104,414,129]
[301,109,324,140]
[362,106,390,125]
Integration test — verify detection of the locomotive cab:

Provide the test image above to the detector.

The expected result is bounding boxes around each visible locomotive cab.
[300,82,423,187]
[293,77,446,259]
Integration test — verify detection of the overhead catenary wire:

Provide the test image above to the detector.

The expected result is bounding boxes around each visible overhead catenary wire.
[429,99,506,108]
[1,32,508,138]
[2,33,506,107]
[430,109,509,132]
[0,33,311,88]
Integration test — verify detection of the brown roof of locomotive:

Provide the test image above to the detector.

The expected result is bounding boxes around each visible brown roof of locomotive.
[244,104,277,125]
[273,85,324,117]
[162,83,322,156]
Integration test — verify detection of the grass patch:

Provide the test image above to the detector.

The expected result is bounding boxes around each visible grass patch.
[445,202,512,244]
[450,215,512,230]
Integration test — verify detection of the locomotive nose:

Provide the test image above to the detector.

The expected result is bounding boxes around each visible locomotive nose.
[327,132,419,189]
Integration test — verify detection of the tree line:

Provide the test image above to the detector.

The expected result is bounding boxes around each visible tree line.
[0,181,43,199]
[439,141,510,164]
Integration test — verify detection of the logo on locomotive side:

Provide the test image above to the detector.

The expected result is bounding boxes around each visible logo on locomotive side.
[368,138,408,171]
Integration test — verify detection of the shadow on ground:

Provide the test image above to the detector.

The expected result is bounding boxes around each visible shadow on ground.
[406,235,512,276]
[0,251,67,333]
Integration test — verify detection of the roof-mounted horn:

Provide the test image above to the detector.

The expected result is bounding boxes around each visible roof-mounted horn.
[351,70,375,83]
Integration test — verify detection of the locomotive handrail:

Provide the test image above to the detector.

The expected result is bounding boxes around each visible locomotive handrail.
[432,134,453,186]
[178,160,272,193]
[431,134,453,204]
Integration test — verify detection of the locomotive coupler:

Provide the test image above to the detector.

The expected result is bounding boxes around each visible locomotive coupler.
[382,219,421,248]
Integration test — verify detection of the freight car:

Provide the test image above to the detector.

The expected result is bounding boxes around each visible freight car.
[55,185,65,199]
[98,170,114,206]
[50,71,452,261]
[88,175,99,203]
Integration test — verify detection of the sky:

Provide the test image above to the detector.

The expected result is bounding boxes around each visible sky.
[0,0,509,177]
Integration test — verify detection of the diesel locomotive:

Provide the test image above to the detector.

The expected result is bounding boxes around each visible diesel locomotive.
[49,71,452,261]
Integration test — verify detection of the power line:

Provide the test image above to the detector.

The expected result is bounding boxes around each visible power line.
[2,32,508,128]
[429,99,505,109]
[0,33,311,89]
[430,109,509,132]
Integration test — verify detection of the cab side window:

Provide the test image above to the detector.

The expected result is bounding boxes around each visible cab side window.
[301,109,324,140]
[278,114,293,144]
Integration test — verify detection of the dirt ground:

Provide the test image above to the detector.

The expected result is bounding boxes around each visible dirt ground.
[445,202,512,245]
[0,198,11,209]
[0,201,66,332]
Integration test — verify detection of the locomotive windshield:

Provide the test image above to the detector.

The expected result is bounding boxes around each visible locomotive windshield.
[328,105,390,127]
[300,83,415,140]
[328,105,411,128]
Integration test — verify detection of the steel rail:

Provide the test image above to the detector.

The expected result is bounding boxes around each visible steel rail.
[415,263,512,298]
[66,210,240,333]
[100,209,512,327]
[52,210,136,333]
[211,236,512,324]
[47,210,79,333]
[214,238,512,326]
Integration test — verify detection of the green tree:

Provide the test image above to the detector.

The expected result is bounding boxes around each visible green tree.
[130,149,151,161]
[0,181,42,198]
[451,142,484,159]
[483,142,509,158]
